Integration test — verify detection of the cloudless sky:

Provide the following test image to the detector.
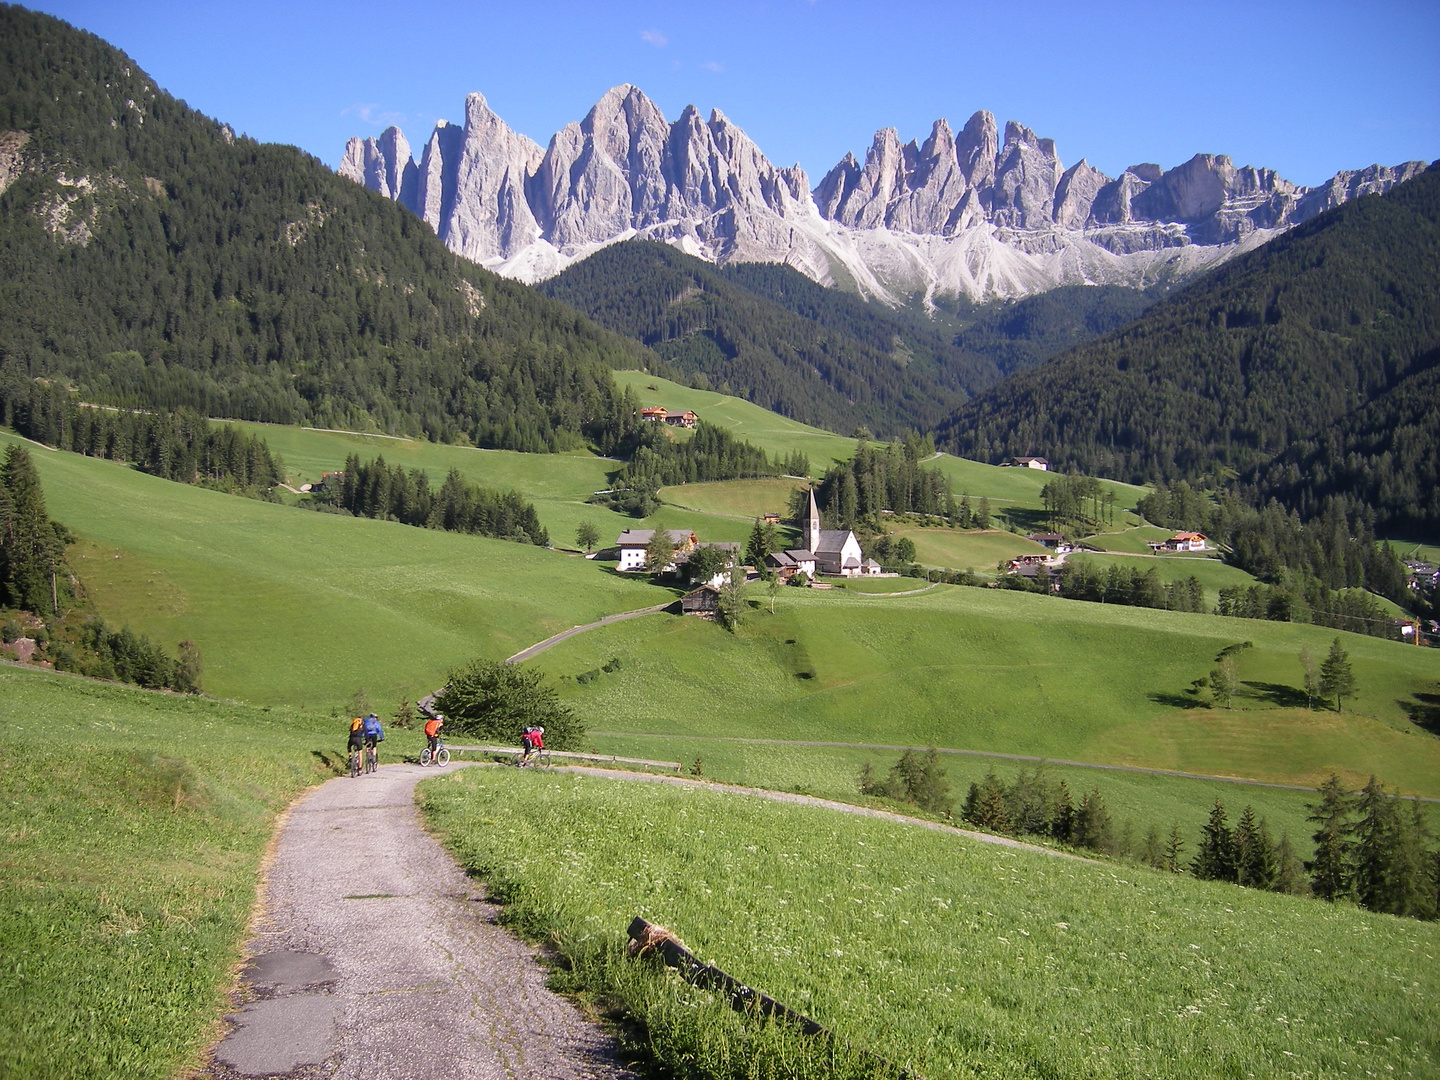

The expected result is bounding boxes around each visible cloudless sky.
[24,0,1440,188]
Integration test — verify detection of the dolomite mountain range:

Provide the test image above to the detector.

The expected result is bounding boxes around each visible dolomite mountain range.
[341,85,1427,304]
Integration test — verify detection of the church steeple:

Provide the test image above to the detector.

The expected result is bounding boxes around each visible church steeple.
[807,487,821,554]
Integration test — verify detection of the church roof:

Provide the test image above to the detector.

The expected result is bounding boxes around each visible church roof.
[815,529,855,555]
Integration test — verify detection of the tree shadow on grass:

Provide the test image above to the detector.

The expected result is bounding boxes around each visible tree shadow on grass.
[1400,693,1440,735]
[1149,691,1211,710]
[311,749,344,774]
[1243,681,1310,709]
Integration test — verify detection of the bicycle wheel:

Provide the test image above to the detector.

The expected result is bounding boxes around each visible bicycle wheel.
[419,748,432,767]
[365,748,377,774]
[435,747,450,767]
[349,750,360,778]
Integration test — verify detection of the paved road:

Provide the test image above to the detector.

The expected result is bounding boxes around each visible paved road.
[203,764,633,1080]
[505,603,672,663]
[587,732,1440,803]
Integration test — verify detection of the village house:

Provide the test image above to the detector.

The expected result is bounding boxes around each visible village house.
[1004,456,1049,471]
[1026,532,1074,554]
[805,489,864,577]
[678,541,742,587]
[640,406,699,428]
[860,558,883,576]
[680,585,721,618]
[1167,531,1208,551]
[615,529,697,572]
[764,548,817,581]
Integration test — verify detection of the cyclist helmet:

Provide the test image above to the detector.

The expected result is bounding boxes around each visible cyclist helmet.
[537,727,544,734]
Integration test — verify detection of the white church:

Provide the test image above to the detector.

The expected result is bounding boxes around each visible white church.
[805,488,867,577]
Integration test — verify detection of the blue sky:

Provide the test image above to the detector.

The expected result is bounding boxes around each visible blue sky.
[28,0,1440,188]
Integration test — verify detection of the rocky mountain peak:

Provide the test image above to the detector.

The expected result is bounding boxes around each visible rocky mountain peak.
[342,86,1429,302]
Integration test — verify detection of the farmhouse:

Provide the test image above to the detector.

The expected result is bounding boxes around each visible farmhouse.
[764,548,817,581]
[1166,531,1208,551]
[1005,456,1050,471]
[678,541,741,587]
[1027,532,1074,554]
[640,406,668,422]
[680,585,721,618]
[616,528,697,572]
[805,489,864,577]
[665,410,699,428]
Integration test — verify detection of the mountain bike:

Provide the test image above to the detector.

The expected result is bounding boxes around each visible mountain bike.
[348,747,362,778]
[419,741,450,767]
[364,744,378,774]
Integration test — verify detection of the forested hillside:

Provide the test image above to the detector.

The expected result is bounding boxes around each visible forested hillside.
[0,5,649,453]
[539,240,966,436]
[937,166,1440,536]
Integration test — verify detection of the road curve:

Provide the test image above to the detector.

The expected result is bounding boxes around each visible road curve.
[505,603,672,663]
[202,764,633,1080]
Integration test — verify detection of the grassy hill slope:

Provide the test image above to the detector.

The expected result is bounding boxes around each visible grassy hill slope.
[0,6,646,451]
[0,665,366,1080]
[425,767,1440,1080]
[530,584,1440,798]
[2,431,671,708]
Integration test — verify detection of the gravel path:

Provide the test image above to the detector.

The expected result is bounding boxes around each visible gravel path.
[202,763,634,1080]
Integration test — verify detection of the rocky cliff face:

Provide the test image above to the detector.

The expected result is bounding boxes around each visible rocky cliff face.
[341,88,1428,302]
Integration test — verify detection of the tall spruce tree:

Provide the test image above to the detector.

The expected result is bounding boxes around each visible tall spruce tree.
[1319,637,1358,711]
[1306,774,1355,901]
[1192,800,1238,882]
[1234,806,1279,890]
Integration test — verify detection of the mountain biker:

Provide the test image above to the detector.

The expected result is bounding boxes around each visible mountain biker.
[424,714,445,760]
[361,713,384,766]
[347,716,365,771]
[521,725,544,766]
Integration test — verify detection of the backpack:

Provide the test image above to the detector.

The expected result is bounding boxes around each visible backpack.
[363,716,384,740]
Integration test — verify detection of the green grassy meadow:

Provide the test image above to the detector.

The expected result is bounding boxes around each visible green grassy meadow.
[2,432,673,708]
[534,583,1440,798]
[423,767,1440,1080]
[889,526,1049,572]
[612,370,856,471]
[0,665,424,1079]
[1065,551,1262,600]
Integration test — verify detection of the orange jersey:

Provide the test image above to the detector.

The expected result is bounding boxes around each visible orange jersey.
[424,718,443,738]
[350,716,364,732]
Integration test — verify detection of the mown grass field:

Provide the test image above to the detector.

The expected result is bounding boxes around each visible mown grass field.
[534,584,1440,798]
[1082,525,1185,554]
[2,432,672,708]
[0,665,426,1080]
[889,526,1049,572]
[612,370,856,470]
[422,767,1440,1080]
[218,420,632,552]
[1064,551,1262,602]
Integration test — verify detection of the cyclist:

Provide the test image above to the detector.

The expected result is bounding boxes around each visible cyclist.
[346,715,365,775]
[424,714,445,762]
[361,713,384,770]
[520,725,544,766]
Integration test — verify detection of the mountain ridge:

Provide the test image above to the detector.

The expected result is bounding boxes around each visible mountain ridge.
[342,84,1428,304]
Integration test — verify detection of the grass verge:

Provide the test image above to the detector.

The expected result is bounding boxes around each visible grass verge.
[421,767,1440,1079]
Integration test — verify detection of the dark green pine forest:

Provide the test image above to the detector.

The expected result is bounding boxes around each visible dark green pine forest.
[938,165,1440,536]
[0,5,651,453]
[539,239,962,436]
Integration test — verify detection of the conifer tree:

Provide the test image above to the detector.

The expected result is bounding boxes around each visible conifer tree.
[962,769,1012,832]
[1163,825,1187,873]
[1234,807,1278,889]
[1306,774,1355,901]
[1050,780,1075,843]
[1319,637,1357,711]
[744,518,769,568]
[1074,789,1116,854]
[1273,832,1308,895]
[1192,800,1238,881]
[1141,824,1165,869]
